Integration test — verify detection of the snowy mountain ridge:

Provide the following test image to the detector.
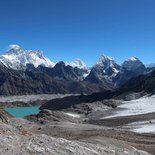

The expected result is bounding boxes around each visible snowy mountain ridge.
[96,55,120,74]
[0,45,90,70]
[0,44,153,95]
[121,56,144,71]
[0,44,150,76]
[65,59,88,69]
[0,44,55,69]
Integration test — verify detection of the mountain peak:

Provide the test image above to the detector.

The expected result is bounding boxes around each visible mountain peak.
[1,45,55,69]
[28,50,44,59]
[66,59,87,69]
[98,55,113,64]
[128,56,139,62]
[123,56,141,64]
[122,56,145,71]
[97,55,117,68]
[7,44,23,55]
[8,44,22,50]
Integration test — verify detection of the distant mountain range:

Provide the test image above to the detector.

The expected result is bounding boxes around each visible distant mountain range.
[0,44,88,70]
[0,44,154,95]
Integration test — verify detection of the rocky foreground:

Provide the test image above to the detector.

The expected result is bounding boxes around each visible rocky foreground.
[0,118,152,155]
[0,93,155,155]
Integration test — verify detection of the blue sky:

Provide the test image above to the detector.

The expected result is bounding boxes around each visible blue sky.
[0,0,155,66]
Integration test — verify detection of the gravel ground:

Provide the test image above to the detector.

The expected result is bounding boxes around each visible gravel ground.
[0,118,152,155]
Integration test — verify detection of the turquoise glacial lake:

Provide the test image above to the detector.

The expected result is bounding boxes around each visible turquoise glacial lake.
[5,106,40,118]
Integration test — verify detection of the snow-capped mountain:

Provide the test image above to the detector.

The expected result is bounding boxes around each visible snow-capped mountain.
[96,55,120,75]
[85,56,120,84]
[113,57,146,87]
[0,44,153,89]
[121,56,145,73]
[0,45,55,69]
[65,59,88,69]
[85,55,148,87]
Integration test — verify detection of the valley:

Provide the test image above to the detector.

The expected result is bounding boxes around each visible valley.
[0,45,154,154]
[0,90,154,155]
[1,0,155,154]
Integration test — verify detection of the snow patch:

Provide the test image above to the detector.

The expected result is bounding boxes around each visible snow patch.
[8,44,22,51]
[64,113,81,118]
[65,59,88,69]
[129,56,138,61]
[104,95,155,118]
[125,120,155,134]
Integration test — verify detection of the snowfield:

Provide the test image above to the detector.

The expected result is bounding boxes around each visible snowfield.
[127,120,155,134]
[104,95,155,118]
